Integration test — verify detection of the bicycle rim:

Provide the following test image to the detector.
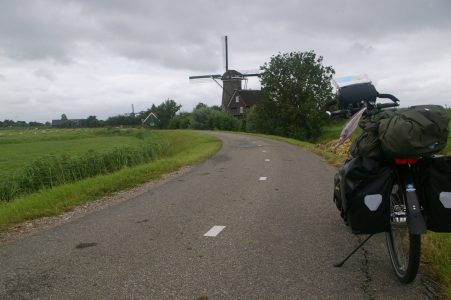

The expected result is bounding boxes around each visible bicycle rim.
[385,184,421,283]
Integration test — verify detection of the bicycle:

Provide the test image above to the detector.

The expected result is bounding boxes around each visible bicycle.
[327,77,432,283]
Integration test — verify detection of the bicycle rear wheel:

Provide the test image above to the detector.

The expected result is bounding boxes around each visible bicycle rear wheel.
[385,183,421,283]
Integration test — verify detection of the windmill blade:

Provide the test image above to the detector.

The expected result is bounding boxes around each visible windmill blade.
[189,74,222,80]
[222,35,228,72]
[241,73,261,77]
[238,68,261,77]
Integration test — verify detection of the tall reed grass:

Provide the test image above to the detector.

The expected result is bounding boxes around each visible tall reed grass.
[0,140,169,202]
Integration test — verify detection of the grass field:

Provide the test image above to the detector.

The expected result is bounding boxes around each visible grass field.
[0,128,159,178]
[0,129,221,233]
[0,128,174,201]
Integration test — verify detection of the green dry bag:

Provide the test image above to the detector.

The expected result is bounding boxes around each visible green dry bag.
[378,105,449,158]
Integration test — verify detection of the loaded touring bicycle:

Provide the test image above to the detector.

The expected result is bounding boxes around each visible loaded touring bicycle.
[328,75,451,283]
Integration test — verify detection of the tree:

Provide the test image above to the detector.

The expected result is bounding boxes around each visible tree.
[61,114,68,121]
[254,51,335,141]
[86,115,101,128]
[106,114,139,126]
[211,105,222,112]
[195,102,208,110]
[29,121,44,127]
[149,99,182,129]
[2,119,15,127]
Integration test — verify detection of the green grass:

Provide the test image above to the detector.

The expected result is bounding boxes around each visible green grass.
[0,129,221,234]
[0,128,173,201]
[422,232,451,299]
[0,128,152,178]
[316,119,346,143]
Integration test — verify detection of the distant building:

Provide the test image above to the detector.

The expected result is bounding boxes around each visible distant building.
[225,89,266,117]
[51,119,87,127]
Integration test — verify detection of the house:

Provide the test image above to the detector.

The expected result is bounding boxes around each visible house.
[225,89,266,117]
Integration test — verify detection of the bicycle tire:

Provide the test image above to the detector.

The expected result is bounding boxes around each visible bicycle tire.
[385,183,421,283]
[386,230,421,283]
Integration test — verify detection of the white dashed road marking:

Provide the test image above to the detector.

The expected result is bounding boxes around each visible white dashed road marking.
[265,159,270,162]
[204,226,226,237]
[259,177,267,181]
[262,150,267,153]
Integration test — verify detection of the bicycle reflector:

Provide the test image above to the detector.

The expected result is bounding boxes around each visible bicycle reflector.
[394,158,419,165]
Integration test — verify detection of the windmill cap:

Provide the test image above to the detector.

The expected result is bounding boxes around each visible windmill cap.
[222,70,243,80]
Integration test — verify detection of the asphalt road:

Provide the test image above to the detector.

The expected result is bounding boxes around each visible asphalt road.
[0,132,431,299]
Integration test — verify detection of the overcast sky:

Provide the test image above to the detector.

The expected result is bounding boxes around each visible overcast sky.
[1,0,450,122]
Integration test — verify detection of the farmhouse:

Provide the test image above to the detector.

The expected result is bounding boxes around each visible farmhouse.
[225,89,266,117]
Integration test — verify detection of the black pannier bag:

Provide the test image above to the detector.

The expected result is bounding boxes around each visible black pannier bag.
[418,156,451,232]
[340,157,394,234]
[334,172,342,211]
[333,158,352,222]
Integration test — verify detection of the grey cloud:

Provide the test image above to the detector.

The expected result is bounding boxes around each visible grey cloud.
[1,0,450,68]
[257,0,451,40]
[34,68,57,81]
[350,43,374,55]
[0,0,100,62]
[4,96,31,105]
[0,74,6,81]
[35,97,55,104]
[0,0,450,122]
[81,0,451,70]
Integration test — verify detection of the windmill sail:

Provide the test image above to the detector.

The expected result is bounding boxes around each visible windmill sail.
[189,74,222,80]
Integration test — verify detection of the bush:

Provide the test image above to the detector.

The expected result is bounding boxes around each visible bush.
[190,107,242,131]
[168,113,192,129]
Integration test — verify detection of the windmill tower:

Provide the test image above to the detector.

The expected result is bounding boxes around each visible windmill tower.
[189,36,261,115]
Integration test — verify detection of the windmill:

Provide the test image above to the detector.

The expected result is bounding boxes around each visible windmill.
[189,36,262,116]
